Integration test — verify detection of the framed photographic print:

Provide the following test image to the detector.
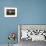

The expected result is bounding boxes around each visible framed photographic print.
[4,7,17,17]
[18,24,46,42]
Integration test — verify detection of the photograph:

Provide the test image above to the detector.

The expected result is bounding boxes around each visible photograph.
[4,7,17,17]
[18,24,46,46]
[7,9,15,15]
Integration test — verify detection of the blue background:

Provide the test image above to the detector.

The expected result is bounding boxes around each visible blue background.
[0,0,46,44]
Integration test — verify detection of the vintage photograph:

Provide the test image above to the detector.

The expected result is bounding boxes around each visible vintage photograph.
[18,25,46,46]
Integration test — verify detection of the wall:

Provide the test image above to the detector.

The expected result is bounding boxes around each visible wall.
[0,0,46,44]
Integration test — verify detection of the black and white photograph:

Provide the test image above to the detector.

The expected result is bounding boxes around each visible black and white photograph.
[18,25,46,46]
